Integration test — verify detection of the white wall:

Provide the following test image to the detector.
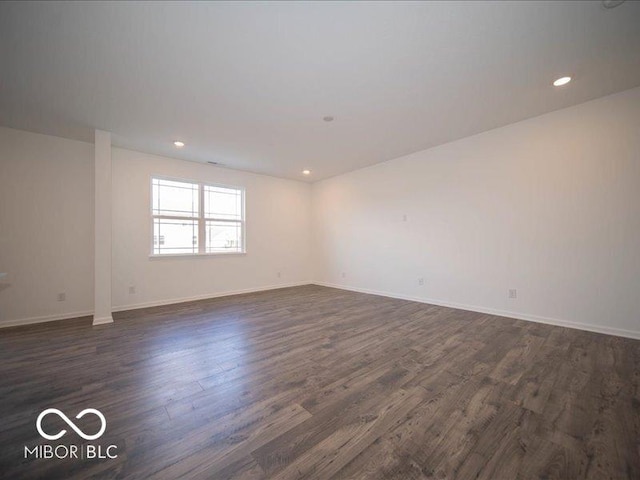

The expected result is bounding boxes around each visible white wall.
[111,148,311,311]
[312,87,640,338]
[0,127,94,324]
[2,87,639,337]
[0,128,311,326]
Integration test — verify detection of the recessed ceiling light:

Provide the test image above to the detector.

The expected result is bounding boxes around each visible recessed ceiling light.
[302,169,311,175]
[323,116,334,122]
[553,76,572,87]
[173,141,185,147]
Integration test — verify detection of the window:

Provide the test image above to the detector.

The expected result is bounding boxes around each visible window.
[151,177,245,256]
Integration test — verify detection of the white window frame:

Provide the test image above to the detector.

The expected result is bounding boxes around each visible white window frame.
[150,175,246,257]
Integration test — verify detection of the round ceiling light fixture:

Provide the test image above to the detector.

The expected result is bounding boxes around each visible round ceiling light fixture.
[302,169,311,175]
[173,141,185,148]
[553,76,572,87]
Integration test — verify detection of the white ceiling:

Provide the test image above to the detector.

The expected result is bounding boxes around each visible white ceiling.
[1,1,639,182]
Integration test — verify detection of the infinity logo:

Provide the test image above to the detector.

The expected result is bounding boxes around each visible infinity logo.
[36,408,107,441]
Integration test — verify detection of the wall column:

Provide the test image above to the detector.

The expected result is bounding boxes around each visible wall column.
[93,130,113,325]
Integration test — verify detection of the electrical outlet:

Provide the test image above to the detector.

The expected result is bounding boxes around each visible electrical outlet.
[508,289,517,299]
[418,278,424,286]
[57,293,66,302]
[341,272,346,278]
[402,214,408,222]
[129,286,136,294]
[277,272,281,278]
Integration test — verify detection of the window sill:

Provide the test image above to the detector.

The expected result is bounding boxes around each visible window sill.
[149,252,246,259]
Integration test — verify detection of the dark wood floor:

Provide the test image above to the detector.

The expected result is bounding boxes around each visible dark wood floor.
[0,285,638,479]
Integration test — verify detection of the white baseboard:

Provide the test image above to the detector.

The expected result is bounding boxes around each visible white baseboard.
[6,282,635,340]
[0,310,94,329]
[0,282,312,329]
[92,315,114,326]
[111,281,312,313]
[313,281,640,340]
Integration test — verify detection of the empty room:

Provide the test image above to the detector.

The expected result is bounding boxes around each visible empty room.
[1,1,639,479]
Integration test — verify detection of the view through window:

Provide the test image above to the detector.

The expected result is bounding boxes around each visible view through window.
[152,177,244,255]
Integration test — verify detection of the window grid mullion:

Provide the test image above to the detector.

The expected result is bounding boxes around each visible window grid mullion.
[204,217,242,223]
[152,214,199,221]
[198,183,205,254]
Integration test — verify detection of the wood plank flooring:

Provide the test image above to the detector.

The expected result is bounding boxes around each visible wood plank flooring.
[0,285,639,479]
